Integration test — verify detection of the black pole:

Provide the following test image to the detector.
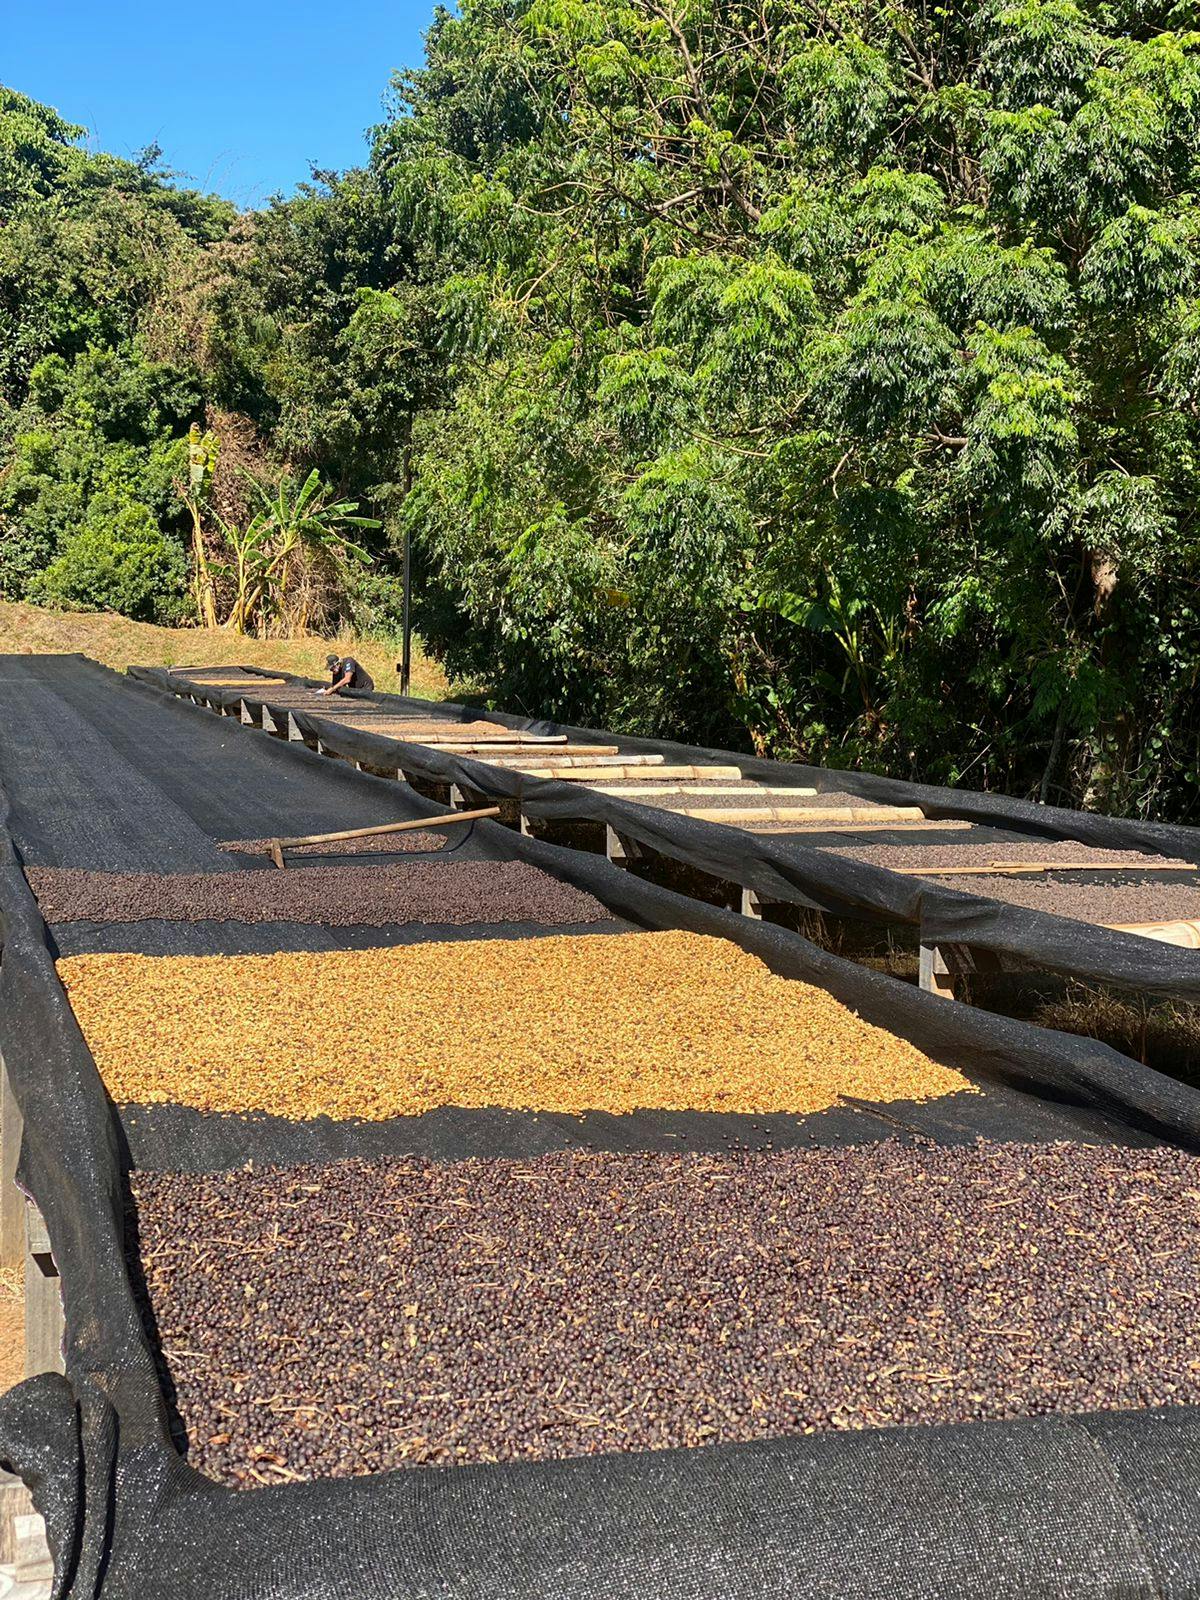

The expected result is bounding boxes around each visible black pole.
[400,524,412,697]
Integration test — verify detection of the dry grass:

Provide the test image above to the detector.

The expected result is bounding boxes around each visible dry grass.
[0,600,448,701]
[987,980,1200,1089]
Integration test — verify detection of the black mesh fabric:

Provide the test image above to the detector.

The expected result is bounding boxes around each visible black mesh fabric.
[134,661,1200,1005]
[1,656,1200,1596]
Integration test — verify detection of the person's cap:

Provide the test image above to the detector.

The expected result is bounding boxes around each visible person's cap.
[326,653,339,667]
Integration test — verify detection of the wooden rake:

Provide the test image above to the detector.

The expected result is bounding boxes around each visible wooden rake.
[266,808,501,868]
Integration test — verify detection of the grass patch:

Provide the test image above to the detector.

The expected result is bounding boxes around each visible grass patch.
[0,600,449,701]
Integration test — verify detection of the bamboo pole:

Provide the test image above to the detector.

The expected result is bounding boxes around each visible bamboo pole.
[689,804,925,824]
[745,820,974,834]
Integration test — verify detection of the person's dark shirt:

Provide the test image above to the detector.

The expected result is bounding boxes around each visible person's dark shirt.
[330,657,375,693]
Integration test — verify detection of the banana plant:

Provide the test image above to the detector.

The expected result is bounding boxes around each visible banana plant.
[183,423,221,628]
[218,470,379,634]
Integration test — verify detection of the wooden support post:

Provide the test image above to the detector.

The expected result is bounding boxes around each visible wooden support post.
[0,1056,23,1272]
[519,811,533,837]
[0,1470,53,1587]
[240,700,255,726]
[287,713,304,743]
[919,941,956,1000]
[741,887,764,921]
[24,1207,64,1380]
[449,784,466,810]
[606,826,642,868]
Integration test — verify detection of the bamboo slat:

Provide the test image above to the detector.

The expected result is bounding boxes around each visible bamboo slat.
[688,804,926,825]
[433,743,621,757]
[748,820,974,835]
[591,784,819,799]
[467,753,666,769]
[516,764,744,783]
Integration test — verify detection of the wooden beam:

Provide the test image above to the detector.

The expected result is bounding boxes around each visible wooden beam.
[0,1054,23,1271]
[919,942,956,1000]
[741,887,765,920]
[0,1470,53,1584]
[606,826,642,868]
[24,1206,64,1379]
[890,859,1195,877]
[1105,918,1200,948]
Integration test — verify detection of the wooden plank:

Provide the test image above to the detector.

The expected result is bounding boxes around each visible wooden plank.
[741,887,765,920]
[0,1470,53,1583]
[24,1206,64,1380]
[0,1053,23,1272]
[919,942,956,999]
[891,859,1195,877]
[1104,919,1200,948]
[606,826,641,867]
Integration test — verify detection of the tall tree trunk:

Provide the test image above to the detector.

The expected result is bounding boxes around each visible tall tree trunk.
[1039,698,1069,804]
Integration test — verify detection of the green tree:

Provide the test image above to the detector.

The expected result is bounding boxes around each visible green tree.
[372,0,1200,817]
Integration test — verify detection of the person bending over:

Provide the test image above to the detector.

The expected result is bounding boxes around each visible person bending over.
[317,652,375,696]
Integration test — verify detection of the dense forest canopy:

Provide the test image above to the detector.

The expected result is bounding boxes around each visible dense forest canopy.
[4,2,1200,818]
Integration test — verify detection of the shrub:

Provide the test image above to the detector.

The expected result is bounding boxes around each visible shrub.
[33,495,188,623]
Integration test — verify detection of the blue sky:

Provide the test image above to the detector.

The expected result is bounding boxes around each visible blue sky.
[6,0,436,207]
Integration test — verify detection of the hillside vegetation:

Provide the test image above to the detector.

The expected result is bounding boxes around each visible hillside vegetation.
[4,3,1200,817]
